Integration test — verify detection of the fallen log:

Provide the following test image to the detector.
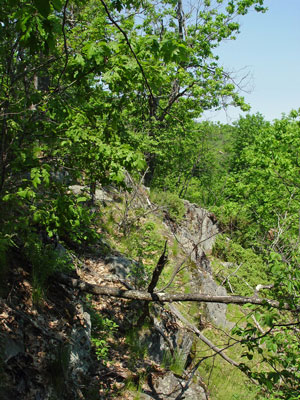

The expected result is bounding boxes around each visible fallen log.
[55,273,297,311]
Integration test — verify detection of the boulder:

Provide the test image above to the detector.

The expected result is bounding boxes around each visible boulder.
[140,371,207,400]
[200,275,229,328]
[69,185,112,203]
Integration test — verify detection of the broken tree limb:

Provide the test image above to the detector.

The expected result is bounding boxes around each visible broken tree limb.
[148,240,168,293]
[54,273,297,311]
[137,241,168,327]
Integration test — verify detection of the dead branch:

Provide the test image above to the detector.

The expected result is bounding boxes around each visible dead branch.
[136,242,168,327]
[55,273,297,311]
[148,241,168,293]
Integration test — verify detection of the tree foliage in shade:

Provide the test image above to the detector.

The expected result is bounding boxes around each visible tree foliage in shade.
[0,0,266,245]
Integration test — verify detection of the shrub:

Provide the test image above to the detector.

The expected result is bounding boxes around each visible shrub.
[150,190,185,223]
[23,234,73,305]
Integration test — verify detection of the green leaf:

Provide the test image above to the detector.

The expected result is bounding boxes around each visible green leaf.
[77,196,87,203]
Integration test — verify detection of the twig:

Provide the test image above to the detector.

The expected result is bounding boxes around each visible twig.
[168,304,239,367]
[57,0,70,86]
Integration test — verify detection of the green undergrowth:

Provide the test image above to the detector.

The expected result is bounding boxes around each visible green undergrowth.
[98,189,272,399]
[196,327,261,400]
[100,194,188,291]
[85,295,118,363]
[162,348,186,375]
[125,325,150,362]
[23,234,74,305]
[211,235,269,296]
[149,190,185,223]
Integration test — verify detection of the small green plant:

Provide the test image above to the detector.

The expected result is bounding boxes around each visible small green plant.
[171,239,180,257]
[0,233,16,296]
[125,376,144,400]
[121,220,165,288]
[23,234,73,305]
[162,349,186,376]
[91,337,110,361]
[87,298,118,363]
[125,327,148,360]
[47,343,70,394]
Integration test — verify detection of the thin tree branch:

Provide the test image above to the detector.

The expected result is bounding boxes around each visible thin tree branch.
[168,304,239,367]
[57,0,70,86]
[99,0,155,104]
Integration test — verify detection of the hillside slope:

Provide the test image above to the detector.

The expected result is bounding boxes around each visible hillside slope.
[0,183,264,400]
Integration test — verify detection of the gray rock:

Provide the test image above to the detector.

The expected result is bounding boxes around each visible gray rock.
[200,275,232,328]
[69,185,112,203]
[51,169,70,184]
[105,255,134,280]
[3,336,25,363]
[170,201,218,274]
[140,371,206,400]
[105,254,146,286]
[69,303,92,379]
[137,311,194,368]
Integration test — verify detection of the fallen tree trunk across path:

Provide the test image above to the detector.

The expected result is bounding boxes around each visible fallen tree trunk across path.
[55,273,296,311]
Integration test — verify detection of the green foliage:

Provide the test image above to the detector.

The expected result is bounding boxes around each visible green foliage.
[150,190,185,223]
[196,327,261,400]
[23,234,73,305]
[6,0,300,397]
[0,233,16,295]
[222,111,300,242]
[232,316,300,399]
[212,235,269,296]
[87,298,118,362]
[121,220,165,288]
[0,0,268,286]
[162,349,186,375]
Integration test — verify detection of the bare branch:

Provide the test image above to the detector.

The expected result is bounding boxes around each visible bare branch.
[168,304,239,367]
[55,273,297,310]
[148,241,168,293]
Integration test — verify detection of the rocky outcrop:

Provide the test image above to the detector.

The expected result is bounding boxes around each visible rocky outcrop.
[166,199,230,328]
[200,275,229,328]
[0,183,233,399]
[105,254,142,282]
[0,279,94,400]
[69,301,92,382]
[170,200,218,273]
[141,371,207,400]
[69,184,113,203]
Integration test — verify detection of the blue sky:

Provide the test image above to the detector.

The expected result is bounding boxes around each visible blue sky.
[202,0,300,124]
